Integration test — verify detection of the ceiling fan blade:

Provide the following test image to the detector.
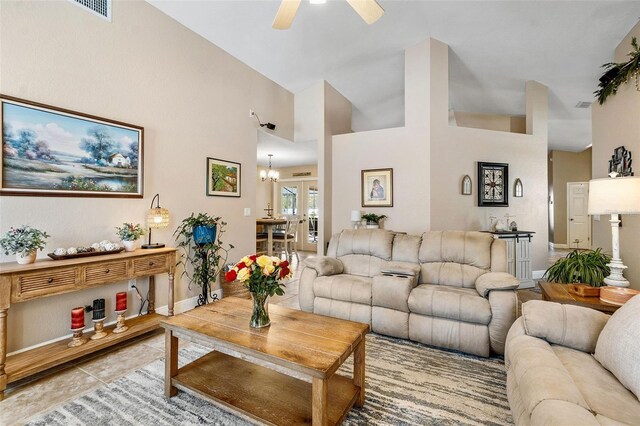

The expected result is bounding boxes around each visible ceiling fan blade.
[272,0,301,30]
[345,0,384,25]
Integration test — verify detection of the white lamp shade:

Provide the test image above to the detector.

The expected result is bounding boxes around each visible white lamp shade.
[351,210,362,222]
[588,176,640,215]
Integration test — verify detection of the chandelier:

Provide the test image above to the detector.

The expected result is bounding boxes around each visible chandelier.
[260,154,279,182]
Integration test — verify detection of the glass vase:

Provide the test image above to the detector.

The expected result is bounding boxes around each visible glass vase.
[250,292,270,328]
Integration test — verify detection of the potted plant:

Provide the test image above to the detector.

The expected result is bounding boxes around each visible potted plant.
[174,213,234,306]
[115,223,146,252]
[543,248,611,288]
[225,255,292,328]
[361,213,388,229]
[0,225,50,264]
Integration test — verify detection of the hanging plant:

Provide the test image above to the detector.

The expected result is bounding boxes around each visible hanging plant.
[595,37,640,105]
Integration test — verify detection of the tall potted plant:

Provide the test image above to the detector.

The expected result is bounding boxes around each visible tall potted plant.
[543,248,611,287]
[0,225,49,264]
[174,213,233,306]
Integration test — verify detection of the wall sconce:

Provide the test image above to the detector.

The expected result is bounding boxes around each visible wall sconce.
[142,193,169,249]
[461,175,472,195]
[514,178,523,197]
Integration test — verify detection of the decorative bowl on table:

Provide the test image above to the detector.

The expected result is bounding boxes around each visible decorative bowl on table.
[599,286,640,306]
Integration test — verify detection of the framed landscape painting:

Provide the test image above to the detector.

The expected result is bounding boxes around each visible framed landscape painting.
[362,168,393,207]
[207,157,241,197]
[1,95,143,197]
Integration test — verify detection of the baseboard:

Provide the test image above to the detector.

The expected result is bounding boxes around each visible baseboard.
[549,242,568,249]
[8,292,220,357]
[155,290,221,316]
[518,279,535,289]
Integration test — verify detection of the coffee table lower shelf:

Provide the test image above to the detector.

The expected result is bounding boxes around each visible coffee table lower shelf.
[172,351,359,426]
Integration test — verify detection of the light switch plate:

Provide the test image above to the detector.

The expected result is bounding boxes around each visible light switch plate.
[244,207,251,217]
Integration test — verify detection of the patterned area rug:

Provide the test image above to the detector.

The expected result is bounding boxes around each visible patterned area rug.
[26,334,512,425]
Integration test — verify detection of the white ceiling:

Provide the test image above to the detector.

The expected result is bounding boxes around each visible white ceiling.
[148,0,640,152]
[256,129,317,167]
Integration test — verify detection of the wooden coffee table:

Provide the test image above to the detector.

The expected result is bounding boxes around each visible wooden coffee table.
[160,297,369,425]
[538,282,620,314]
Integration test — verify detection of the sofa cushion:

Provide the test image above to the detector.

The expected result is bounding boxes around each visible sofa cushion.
[407,284,492,325]
[553,345,640,425]
[336,229,394,260]
[419,263,487,288]
[595,294,640,401]
[419,231,493,269]
[313,274,372,305]
[391,233,421,263]
[313,297,371,324]
[522,300,609,353]
[338,254,389,278]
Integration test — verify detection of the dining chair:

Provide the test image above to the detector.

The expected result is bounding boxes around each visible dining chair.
[273,215,299,262]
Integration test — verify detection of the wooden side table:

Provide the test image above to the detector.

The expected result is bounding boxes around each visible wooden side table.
[538,282,619,314]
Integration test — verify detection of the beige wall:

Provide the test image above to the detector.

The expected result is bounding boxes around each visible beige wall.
[548,149,592,245]
[592,22,640,290]
[333,39,549,271]
[0,1,294,351]
[454,112,526,134]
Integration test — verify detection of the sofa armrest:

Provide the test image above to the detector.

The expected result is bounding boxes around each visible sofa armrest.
[302,256,344,277]
[475,272,520,298]
[522,300,610,353]
[380,261,421,277]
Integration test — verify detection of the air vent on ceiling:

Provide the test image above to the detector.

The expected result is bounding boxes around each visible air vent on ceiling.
[70,0,112,21]
[575,101,592,109]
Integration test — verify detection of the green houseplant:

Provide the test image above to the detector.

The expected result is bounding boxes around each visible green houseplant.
[174,213,234,306]
[115,223,146,252]
[361,213,387,229]
[0,225,50,264]
[543,248,611,287]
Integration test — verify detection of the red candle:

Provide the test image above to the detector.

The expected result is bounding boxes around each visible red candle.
[71,307,85,329]
[116,292,127,311]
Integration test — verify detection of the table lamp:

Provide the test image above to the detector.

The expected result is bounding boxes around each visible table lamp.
[142,193,170,249]
[351,210,362,229]
[587,175,640,287]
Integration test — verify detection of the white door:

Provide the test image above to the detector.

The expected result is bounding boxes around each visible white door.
[567,182,590,249]
[275,180,318,252]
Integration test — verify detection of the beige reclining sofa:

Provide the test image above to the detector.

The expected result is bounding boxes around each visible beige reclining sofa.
[299,229,520,357]
[506,297,640,425]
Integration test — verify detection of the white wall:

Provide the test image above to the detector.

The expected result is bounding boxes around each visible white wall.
[592,22,640,290]
[0,1,293,351]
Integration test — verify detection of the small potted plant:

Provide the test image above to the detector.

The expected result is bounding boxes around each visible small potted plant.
[361,213,388,229]
[174,213,234,306]
[543,248,611,292]
[115,223,146,252]
[0,225,50,264]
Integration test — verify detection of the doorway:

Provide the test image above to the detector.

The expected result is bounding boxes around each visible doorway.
[276,179,318,252]
[567,182,591,249]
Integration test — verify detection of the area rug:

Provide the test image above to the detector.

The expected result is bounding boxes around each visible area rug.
[26,334,512,425]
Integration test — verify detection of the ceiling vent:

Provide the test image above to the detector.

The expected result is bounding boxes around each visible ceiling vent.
[70,0,112,21]
[575,101,592,109]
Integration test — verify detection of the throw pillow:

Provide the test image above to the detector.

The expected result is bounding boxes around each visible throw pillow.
[594,294,640,401]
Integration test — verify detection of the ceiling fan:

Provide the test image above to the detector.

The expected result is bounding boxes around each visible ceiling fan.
[272,0,384,30]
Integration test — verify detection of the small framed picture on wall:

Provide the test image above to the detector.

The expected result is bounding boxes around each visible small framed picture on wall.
[206,157,241,197]
[361,168,393,207]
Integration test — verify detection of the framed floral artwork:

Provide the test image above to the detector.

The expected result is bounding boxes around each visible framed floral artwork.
[1,94,143,198]
[362,168,393,207]
[207,157,241,197]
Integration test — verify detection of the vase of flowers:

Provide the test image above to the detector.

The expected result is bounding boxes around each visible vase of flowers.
[0,225,50,264]
[225,255,292,328]
[115,223,146,252]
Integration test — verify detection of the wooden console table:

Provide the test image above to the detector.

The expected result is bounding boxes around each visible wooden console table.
[0,247,176,400]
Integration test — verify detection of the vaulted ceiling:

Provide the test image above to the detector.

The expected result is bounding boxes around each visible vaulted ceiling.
[148,0,640,152]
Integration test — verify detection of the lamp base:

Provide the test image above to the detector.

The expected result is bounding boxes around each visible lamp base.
[604,259,630,288]
[142,243,165,249]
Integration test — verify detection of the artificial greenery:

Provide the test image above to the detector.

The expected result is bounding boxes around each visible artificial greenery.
[543,248,611,287]
[595,37,640,105]
[115,223,146,241]
[0,225,49,256]
[174,213,234,305]
[361,213,388,224]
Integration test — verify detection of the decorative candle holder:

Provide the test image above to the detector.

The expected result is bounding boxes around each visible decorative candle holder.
[113,310,128,334]
[68,327,88,348]
[90,318,108,340]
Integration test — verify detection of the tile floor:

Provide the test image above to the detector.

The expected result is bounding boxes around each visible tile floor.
[0,248,555,425]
